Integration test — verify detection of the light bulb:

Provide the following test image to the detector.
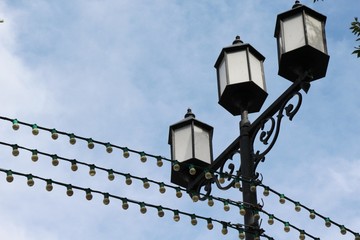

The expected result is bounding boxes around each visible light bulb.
[71,161,78,171]
[140,152,147,162]
[340,226,347,235]
[51,129,58,140]
[355,233,360,240]
[234,178,241,189]
[69,134,76,145]
[125,175,132,185]
[106,143,113,153]
[268,215,274,225]
[239,205,246,216]
[205,170,212,180]
[87,139,95,149]
[175,188,182,198]
[284,222,290,232]
[122,199,129,210]
[6,171,14,183]
[189,165,196,175]
[309,210,316,219]
[191,215,197,226]
[239,230,245,239]
[27,175,34,187]
[263,187,270,196]
[156,158,163,167]
[173,211,180,222]
[140,203,147,214]
[103,194,110,205]
[32,124,39,135]
[31,150,39,162]
[46,180,53,191]
[172,161,180,171]
[52,155,59,166]
[207,219,213,230]
[219,174,225,184]
[143,179,150,189]
[223,201,230,212]
[157,207,164,217]
[123,148,130,158]
[253,211,260,221]
[299,231,305,240]
[325,218,331,227]
[250,184,256,192]
[12,145,19,157]
[221,225,228,235]
[86,189,93,200]
[12,119,19,130]
[279,194,286,204]
[192,194,199,202]
[66,185,74,196]
[295,203,301,212]
[89,165,96,176]
[159,183,166,193]
[208,197,214,207]
[108,170,115,181]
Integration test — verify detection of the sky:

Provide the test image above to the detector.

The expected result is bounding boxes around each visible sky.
[0,0,359,239]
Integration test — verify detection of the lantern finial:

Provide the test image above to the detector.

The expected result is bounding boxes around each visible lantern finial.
[184,108,195,118]
[232,36,243,45]
[293,0,302,8]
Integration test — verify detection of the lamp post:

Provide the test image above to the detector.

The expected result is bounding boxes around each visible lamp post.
[168,1,329,239]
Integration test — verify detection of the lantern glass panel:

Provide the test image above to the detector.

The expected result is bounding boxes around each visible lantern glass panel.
[173,125,192,162]
[283,13,305,52]
[193,125,211,164]
[306,14,325,52]
[218,58,227,96]
[227,51,249,85]
[249,53,266,91]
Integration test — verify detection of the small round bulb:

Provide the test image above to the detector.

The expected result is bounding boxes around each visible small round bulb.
[279,194,286,204]
[239,205,246,216]
[32,124,39,135]
[52,155,59,166]
[234,179,241,189]
[140,152,147,162]
[295,203,301,212]
[108,170,115,181]
[175,188,182,198]
[172,161,180,171]
[309,210,316,219]
[103,194,110,205]
[12,119,19,130]
[125,175,132,185]
[207,219,213,230]
[123,148,130,158]
[159,183,166,193]
[51,129,58,140]
[31,150,39,162]
[189,165,196,175]
[140,203,147,214]
[122,199,129,210]
[268,215,274,225]
[66,185,74,196]
[355,234,360,240]
[106,143,113,153]
[191,215,197,226]
[284,222,290,232]
[325,218,331,227]
[205,170,212,180]
[299,231,305,240]
[46,180,53,191]
[89,165,96,176]
[69,134,76,145]
[253,211,260,221]
[340,226,346,235]
[87,139,95,149]
[208,197,214,207]
[157,207,164,217]
[223,201,230,212]
[239,230,245,239]
[6,171,14,183]
[156,158,163,167]
[250,184,256,192]
[12,145,20,157]
[27,175,34,187]
[173,211,180,222]
[71,161,78,171]
[221,225,228,235]
[191,194,199,202]
[263,187,270,196]
[143,179,150,189]
[86,189,93,200]
[219,174,225,184]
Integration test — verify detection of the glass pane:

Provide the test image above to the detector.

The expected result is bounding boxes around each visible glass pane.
[305,14,324,52]
[218,58,227,96]
[249,53,266,91]
[173,125,192,162]
[227,51,249,84]
[194,125,211,164]
[283,13,305,52]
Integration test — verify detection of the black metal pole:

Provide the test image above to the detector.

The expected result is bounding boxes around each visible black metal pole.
[240,110,259,240]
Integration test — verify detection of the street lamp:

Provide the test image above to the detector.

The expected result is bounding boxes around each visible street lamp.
[168,1,329,239]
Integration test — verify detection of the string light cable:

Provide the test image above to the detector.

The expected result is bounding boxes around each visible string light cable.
[0,167,275,240]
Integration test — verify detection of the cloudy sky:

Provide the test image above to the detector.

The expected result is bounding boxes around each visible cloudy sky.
[0,0,359,239]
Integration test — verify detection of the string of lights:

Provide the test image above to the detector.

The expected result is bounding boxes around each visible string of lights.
[259,183,360,240]
[0,167,275,240]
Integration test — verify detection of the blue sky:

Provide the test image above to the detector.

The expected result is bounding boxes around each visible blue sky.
[0,0,359,239]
